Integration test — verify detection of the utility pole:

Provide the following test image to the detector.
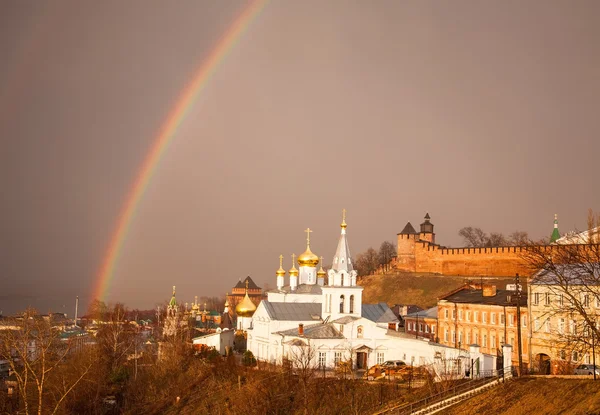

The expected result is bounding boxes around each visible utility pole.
[74,296,79,328]
[593,321,597,381]
[515,274,523,377]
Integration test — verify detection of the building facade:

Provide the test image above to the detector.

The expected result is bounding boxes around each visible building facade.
[437,284,529,368]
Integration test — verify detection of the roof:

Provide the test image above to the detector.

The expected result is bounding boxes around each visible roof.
[278,322,344,339]
[268,284,323,295]
[362,303,399,323]
[262,302,322,321]
[331,316,361,324]
[531,264,600,286]
[440,288,527,307]
[234,276,261,290]
[405,306,438,319]
[399,222,418,235]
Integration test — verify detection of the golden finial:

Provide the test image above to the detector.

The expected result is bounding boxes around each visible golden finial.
[320,256,324,263]
[304,228,313,246]
[245,279,249,293]
[289,253,299,275]
[341,209,347,229]
[194,295,198,306]
[318,256,326,276]
[277,254,286,276]
[172,285,176,296]
[292,253,296,263]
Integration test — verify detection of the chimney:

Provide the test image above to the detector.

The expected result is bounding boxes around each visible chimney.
[482,284,497,297]
[298,323,304,336]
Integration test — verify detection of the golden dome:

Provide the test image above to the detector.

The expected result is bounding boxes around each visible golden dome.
[235,293,256,318]
[298,246,319,267]
[276,254,286,277]
[289,253,299,276]
[297,228,319,267]
[317,257,326,277]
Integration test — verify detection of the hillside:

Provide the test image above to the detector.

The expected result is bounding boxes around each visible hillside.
[445,377,600,415]
[360,272,520,309]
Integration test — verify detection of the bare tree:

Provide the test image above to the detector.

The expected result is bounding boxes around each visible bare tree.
[355,247,379,276]
[458,227,489,247]
[508,231,529,246]
[378,241,397,273]
[0,309,92,415]
[523,210,600,368]
[96,303,136,372]
[288,340,317,415]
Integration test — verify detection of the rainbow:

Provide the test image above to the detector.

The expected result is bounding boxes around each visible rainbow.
[93,0,268,302]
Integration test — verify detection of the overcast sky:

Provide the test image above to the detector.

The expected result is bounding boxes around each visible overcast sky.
[1,0,599,316]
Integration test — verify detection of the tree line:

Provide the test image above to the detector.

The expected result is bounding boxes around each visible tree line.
[354,241,396,277]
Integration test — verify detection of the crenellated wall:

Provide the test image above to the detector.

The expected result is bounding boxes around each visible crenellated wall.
[395,235,584,277]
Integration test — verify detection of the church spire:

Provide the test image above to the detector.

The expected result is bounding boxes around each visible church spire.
[331,209,353,274]
[550,213,561,243]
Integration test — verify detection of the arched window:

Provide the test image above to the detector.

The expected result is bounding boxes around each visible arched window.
[357,326,364,339]
[339,295,345,313]
[349,295,354,313]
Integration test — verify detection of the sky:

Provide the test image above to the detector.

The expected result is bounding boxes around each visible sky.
[1,0,599,316]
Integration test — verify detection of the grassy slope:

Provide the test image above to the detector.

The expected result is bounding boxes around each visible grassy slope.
[445,377,600,415]
[360,272,519,309]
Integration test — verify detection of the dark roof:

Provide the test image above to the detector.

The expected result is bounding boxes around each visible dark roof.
[424,213,431,220]
[362,303,399,323]
[234,276,261,290]
[278,323,344,339]
[441,288,527,307]
[263,302,322,321]
[399,222,418,235]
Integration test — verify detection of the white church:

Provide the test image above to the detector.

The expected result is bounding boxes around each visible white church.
[246,211,508,375]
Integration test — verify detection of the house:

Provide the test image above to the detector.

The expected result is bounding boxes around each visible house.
[437,283,528,368]
[529,264,600,374]
[404,306,438,341]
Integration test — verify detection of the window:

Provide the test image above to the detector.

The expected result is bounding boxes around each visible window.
[500,314,505,325]
[482,312,487,324]
[452,309,456,320]
[419,323,423,332]
[596,297,600,308]
[466,332,471,345]
[474,311,479,323]
[377,352,384,365]
[319,352,326,368]
[328,294,332,313]
[474,333,479,345]
[444,329,449,342]
[491,313,496,324]
[558,294,564,306]
[560,350,566,360]
[559,318,565,334]
[452,330,456,343]
[483,334,487,347]
[444,309,449,319]
[572,351,579,362]
[432,324,436,334]
[534,292,540,305]
[584,295,590,308]
[535,318,540,331]
[339,295,345,313]
[458,331,463,345]
[545,293,550,306]
[522,316,527,327]
[357,326,363,339]
[509,337,514,346]
[508,314,514,327]
[467,311,471,322]
[585,354,591,364]
[571,320,577,335]
[545,319,551,333]
[334,351,342,366]
[459,310,463,320]
[349,295,355,313]
[425,325,430,333]
[491,335,496,349]
[501,335,505,345]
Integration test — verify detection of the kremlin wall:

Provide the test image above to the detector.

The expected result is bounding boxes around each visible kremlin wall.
[395,214,562,277]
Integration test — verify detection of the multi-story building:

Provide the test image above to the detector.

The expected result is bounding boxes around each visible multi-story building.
[529,264,600,374]
[438,284,529,368]
[404,306,438,341]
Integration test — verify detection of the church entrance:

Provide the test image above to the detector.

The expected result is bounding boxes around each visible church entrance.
[356,352,368,369]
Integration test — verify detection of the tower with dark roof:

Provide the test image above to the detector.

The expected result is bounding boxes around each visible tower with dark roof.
[419,213,435,244]
[550,214,561,244]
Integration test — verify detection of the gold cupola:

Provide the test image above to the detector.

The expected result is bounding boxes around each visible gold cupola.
[235,280,257,318]
[276,254,286,277]
[289,253,299,276]
[341,208,347,229]
[317,256,327,278]
[297,228,319,267]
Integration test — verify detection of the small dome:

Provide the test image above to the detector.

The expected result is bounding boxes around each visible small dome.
[235,293,256,318]
[317,266,326,277]
[298,246,319,267]
[289,264,299,277]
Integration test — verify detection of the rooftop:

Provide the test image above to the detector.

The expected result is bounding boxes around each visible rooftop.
[262,301,322,321]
